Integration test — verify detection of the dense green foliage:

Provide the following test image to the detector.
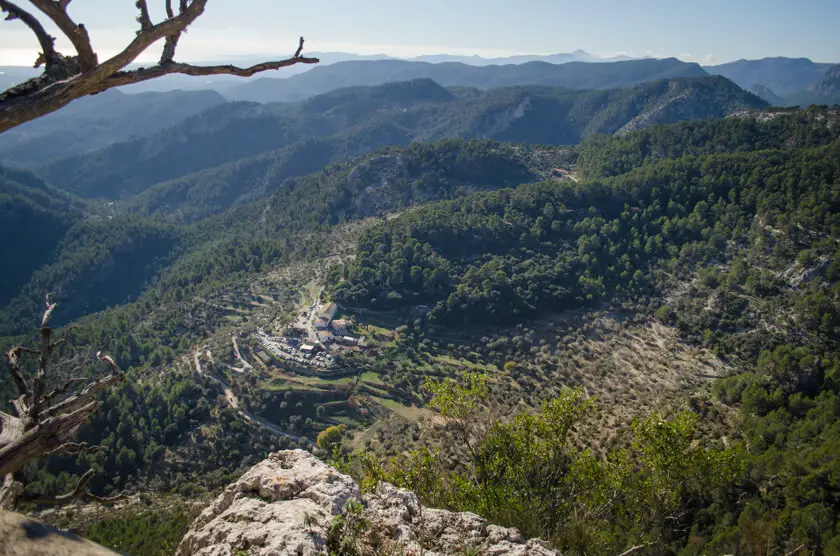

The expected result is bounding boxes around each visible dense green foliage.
[332,141,840,330]
[355,378,741,554]
[0,165,84,305]
[328,108,840,554]
[0,78,765,335]
[3,105,839,554]
[577,106,839,178]
[79,506,193,556]
[0,140,563,337]
[20,372,287,498]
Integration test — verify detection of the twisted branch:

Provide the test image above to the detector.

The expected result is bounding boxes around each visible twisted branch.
[45,441,103,457]
[0,298,125,503]
[18,469,125,505]
[0,0,56,68]
[0,0,319,132]
[28,0,97,70]
[135,0,152,31]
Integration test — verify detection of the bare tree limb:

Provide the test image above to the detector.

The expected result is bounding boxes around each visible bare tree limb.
[88,0,207,82]
[28,0,97,70]
[31,295,57,423]
[41,294,56,328]
[41,366,123,420]
[106,53,319,86]
[0,0,319,133]
[135,0,152,32]
[0,400,101,477]
[41,377,88,404]
[17,469,125,505]
[0,305,128,509]
[0,474,23,510]
[5,347,31,402]
[617,543,652,556]
[0,0,56,68]
[45,441,102,457]
[159,0,187,63]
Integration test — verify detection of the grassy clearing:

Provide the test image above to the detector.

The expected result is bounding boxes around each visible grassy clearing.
[260,379,330,392]
[373,396,433,422]
[331,415,366,427]
[361,385,391,396]
[360,371,386,385]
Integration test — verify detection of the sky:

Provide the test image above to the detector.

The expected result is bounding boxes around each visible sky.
[1,0,838,66]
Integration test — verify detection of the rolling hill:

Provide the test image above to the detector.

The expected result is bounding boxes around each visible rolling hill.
[0,89,225,165]
[704,57,834,97]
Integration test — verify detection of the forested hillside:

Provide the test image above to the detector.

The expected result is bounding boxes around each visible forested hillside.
[332,119,839,336]
[0,89,225,165]
[0,77,763,333]
[1,103,838,555]
[328,107,840,553]
[0,141,570,336]
[0,166,86,306]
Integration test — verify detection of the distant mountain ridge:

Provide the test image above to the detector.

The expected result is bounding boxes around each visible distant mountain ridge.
[32,76,764,222]
[222,57,708,103]
[704,57,840,106]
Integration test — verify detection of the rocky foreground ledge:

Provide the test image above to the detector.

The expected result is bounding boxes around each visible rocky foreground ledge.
[177,449,557,556]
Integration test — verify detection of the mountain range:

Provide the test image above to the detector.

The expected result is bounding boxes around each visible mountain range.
[221,57,708,104]
[3,54,838,105]
[20,76,764,214]
[0,74,767,330]
[1,36,840,553]
[704,57,835,96]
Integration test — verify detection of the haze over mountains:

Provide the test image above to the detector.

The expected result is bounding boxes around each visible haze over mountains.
[2,52,837,104]
[8,75,764,208]
[2,13,840,551]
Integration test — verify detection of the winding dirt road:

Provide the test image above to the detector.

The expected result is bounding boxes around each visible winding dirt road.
[193,350,304,442]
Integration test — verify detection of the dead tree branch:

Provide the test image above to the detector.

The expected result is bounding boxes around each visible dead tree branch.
[0,298,125,508]
[45,441,103,457]
[135,0,153,32]
[0,0,319,133]
[0,0,57,68]
[28,0,97,70]
[18,469,126,506]
[617,543,652,556]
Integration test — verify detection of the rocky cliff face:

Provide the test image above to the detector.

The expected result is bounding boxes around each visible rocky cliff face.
[176,449,557,556]
[807,64,840,97]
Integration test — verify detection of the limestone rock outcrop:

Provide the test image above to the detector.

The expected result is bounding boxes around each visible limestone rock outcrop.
[177,449,557,555]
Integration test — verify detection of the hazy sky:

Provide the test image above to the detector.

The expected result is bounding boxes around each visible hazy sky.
[1,0,838,66]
